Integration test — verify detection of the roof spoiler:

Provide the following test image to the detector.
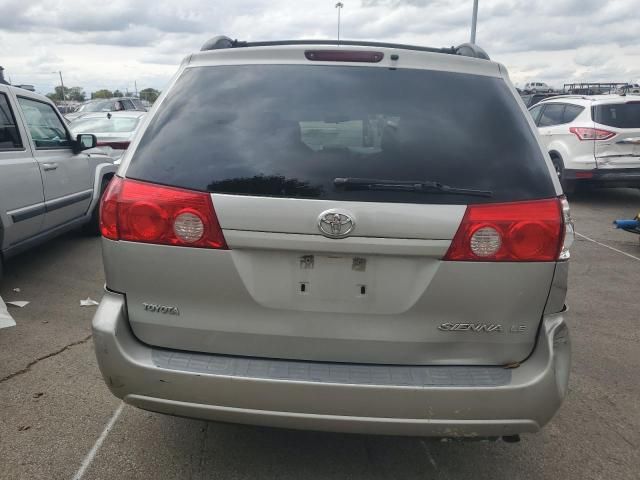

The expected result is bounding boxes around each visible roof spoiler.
[200,36,490,60]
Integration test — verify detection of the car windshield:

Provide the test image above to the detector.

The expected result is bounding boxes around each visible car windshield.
[71,116,140,134]
[127,64,555,204]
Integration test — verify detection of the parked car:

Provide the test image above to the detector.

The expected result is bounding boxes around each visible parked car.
[69,111,146,163]
[524,82,553,93]
[65,97,146,121]
[529,94,640,192]
[521,92,560,107]
[0,84,117,278]
[92,37,573,440]
[618,84,640,95]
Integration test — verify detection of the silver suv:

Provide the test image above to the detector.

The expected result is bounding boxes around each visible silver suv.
[0,84,116,278]
[92,37,573,439]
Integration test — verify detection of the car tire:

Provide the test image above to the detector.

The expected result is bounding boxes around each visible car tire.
[83,176,111,236]
[551,156,575,195]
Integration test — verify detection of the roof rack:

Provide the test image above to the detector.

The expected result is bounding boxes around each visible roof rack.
[199,36,490,60]
[538,94,594,102]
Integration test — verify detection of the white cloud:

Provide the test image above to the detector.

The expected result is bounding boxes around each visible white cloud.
[574,48,611,67]
[0,0,638,94]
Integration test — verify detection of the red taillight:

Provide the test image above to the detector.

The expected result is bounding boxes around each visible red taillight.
[96,141,131,150]
[443,199,564,262]
[304,50,384,62]
[569,127,615,141]
[99,177,227,249]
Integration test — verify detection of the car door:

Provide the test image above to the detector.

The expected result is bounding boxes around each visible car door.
[0,88,45,250]
[16,95,93,231]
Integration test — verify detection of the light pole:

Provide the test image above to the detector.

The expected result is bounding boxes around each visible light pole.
[470,0,479,44]
[52,71,66,102]
[335,2,344,43]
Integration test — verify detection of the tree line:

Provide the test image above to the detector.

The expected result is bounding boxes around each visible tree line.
[46,86,161,104]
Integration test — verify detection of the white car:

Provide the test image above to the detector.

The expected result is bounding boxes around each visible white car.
[618,84,640,94]
[69,111,146,163]
[525,82,553,93]
[529,95,640,192]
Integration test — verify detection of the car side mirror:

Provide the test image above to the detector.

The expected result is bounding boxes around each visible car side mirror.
[75,133,97,153]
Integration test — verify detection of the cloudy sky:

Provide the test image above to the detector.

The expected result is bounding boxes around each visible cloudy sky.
[1,0,639,96]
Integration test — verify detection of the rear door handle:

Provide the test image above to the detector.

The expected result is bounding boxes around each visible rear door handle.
[42,162,58,171]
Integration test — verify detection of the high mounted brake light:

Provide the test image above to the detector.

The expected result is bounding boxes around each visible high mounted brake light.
[304,50,384,63]
[99,177,227,249]
[444,198,569,262]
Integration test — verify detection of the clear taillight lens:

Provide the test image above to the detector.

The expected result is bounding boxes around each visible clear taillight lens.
[469,226,502,257]
[444,198,564,262]
[99,177,227,249]
[569,127,615,141]
[559,196,573,260]
[173,211,205,243]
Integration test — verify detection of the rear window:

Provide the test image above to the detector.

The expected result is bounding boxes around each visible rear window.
[70,116,140,134]
[81,101,113,112]
[593,102,640,128]
[126,65,555,204]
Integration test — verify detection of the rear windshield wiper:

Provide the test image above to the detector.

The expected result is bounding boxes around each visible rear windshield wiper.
[333,178,493,198]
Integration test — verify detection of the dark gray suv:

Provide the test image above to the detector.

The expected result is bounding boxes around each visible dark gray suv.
[92,37,573,439]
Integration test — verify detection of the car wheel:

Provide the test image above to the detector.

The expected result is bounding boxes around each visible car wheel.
[83,176,111,235]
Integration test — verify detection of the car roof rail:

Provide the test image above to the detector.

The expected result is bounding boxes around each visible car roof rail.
[200,35,491,60]
[538,94,592,102]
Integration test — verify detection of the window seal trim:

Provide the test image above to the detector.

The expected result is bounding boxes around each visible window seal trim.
[0,147,27,152]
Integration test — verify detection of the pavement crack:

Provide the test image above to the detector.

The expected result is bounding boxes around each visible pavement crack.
[0,334,92,384]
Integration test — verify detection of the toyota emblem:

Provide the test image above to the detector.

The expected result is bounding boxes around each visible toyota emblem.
[317,210,355,238]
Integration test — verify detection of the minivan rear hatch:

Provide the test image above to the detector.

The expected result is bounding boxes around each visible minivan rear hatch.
[110,57,560,366]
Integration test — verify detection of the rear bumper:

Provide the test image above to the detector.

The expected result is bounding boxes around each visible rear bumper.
[564,168,640,187]
[92,291,571,437]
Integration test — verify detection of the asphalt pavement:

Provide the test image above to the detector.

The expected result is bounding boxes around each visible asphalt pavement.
[1,188,639,480]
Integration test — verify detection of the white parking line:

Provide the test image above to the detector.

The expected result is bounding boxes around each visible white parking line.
[576,232,640,262]
[71,402,125,480]
[419,440,438,470]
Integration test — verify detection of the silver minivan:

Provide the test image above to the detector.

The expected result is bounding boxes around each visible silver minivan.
[92,37,573,440]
